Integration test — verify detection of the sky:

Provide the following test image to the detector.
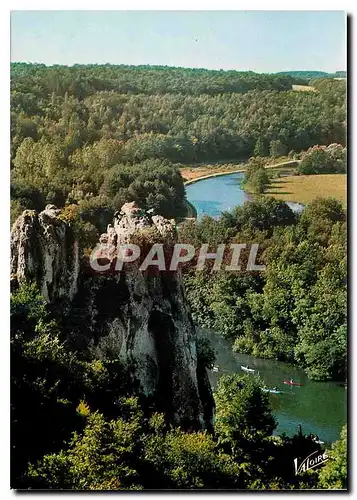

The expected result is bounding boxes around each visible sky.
[10,10,346,73]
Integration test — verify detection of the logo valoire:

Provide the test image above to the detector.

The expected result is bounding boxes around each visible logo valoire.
[294,450,329,475]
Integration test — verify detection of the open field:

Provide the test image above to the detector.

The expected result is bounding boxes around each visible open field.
[265,174,347,205]
[292,84,317,92]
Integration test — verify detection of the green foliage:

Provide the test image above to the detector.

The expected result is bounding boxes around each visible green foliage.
[269,139,286,158]
[242,157,271,194]
[59,204,99,251]
[298,144,346,174]
[10,63,302,99]
[11,283,141,488]
[11,284,81,487]
[28,401,244,490]
[318,425,347,489]
[11,63,347,490]
[28,401,144,490]
[222,196,296,235]
[11,180,45,213]
[276,71,346,80]
[214,374,277,454]
[143,425,242,489]
[250,169,271,194]
[11,281,343,490]
[11,63,346,225]
[182,197,346,379]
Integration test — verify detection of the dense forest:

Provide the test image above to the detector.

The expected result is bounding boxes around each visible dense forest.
[179,197,347,381]
[276,70,346,81]
[11,283,346,489]
[11,63,347,490]
[11,63,346,232]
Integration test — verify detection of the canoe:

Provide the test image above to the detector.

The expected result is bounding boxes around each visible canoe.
[283,380,303,386]
[313,438,325,445]
[241,366,255,373]
[262,388,283,394]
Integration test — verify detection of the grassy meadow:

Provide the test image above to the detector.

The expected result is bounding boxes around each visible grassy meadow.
[292,84,317,92]
[265,174,347,205]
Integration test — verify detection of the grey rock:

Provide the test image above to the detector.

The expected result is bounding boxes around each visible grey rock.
[11,202,213,429]
[11,208,79,301]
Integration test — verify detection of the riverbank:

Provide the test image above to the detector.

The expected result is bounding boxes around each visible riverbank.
[184,161,346,215]
[184,168,245,186]
[203,329,346,443]
[183,199,197,218]
[182,159,299,186]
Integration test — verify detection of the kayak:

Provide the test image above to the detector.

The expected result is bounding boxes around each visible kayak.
[283,380,303,386]
[212,366,219,373]
[241,366,255,373]
[313,438,325,445]
[261,388,283,394]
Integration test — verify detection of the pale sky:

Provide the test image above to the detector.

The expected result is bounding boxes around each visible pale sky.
[11,10,346,72]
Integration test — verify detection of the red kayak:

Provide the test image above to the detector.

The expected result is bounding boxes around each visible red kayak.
[283,380,303,387]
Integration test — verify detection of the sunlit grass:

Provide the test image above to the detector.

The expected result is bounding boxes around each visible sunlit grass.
[265,174,347,205]
[180,163,245,182]
[180,157,296,183]
[292,84,317,92]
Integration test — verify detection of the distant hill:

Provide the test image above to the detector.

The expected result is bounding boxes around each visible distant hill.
[275,70,346,80]
[10,62,305,97]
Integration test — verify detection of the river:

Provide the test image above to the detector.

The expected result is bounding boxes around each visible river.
[202,329,346,445]
[186,173,346,444]
[185,172,304,218]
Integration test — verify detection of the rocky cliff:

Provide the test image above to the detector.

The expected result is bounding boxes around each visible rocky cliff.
[10,205,79,302]
[11,202,213,429]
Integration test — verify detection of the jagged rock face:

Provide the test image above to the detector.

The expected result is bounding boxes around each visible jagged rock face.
[10,202,214,429]
[83,267,209,428]
[112,201,176,244]
[11,205,79,301]
[86,202,212,428]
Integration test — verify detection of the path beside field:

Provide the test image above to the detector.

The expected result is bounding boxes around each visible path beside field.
[183,159,300,186]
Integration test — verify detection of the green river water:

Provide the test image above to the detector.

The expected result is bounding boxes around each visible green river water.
[203,329,347,445]
[186,173,347,445]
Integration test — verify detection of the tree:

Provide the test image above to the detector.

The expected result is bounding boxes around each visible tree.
[11,283,140,488]
[254,138,266,157]
[249,168,271,194]
[27,399,144,490]
[11,284,84,487]
[269,139,286,158]
[11,63,346,228]
[214,374,276,455]
[230,197,296,234]
[196,337,216,368]
[143,421,242,489]
[318,425,347,489]
[182,196,346,379]
[294,262,347,380]
[242,158,271,194]
[298,144,346,174]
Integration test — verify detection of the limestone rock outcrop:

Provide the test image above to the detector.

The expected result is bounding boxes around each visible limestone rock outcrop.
[11,205,79,301]
[10,202,214,429]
